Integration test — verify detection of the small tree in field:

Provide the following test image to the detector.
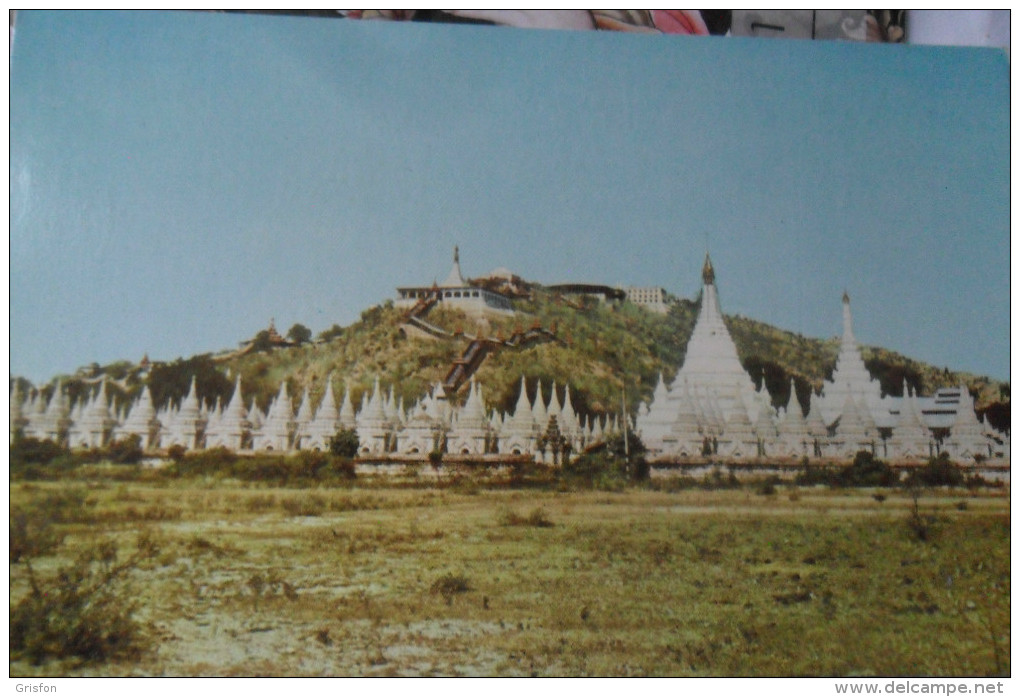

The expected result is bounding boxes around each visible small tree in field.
[106,434,143,464]
[329,429,360,459]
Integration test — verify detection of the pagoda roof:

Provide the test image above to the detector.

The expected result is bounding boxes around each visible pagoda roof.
[440,245,467,288]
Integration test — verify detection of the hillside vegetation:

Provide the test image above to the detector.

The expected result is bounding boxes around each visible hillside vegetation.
[17,286,1009,429]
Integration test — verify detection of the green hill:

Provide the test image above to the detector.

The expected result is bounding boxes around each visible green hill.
[15,285,1010,431]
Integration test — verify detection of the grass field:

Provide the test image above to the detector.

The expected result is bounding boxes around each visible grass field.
[9,476,1010,677]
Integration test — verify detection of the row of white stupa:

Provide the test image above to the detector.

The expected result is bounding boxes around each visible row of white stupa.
[635,256,1007,463]
[11,254,1007,465]
[10,373,619,461]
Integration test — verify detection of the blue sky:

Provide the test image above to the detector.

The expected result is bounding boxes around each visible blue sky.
[10,11,1010,384]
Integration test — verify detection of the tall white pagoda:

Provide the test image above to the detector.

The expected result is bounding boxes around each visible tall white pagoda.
[817,292,892,428]
[638,254,775,458]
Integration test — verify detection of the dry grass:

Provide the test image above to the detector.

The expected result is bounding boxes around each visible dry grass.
[8,481,1010,677]
[498,507,554,528]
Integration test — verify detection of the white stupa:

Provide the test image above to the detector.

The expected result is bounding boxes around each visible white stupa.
[117,385,161,449]
[446,378,491,455]
[818,292,892,428]
[501,376,539,455]
[640,254,769,458]
[886,381,933,460]
[300,376,341,452]
[252,381,295,451]
[355,378,392,455]
[205,375,250,451]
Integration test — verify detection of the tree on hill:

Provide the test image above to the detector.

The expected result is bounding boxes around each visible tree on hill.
[287,323,312,345]
[147,355,233,410]
[250,330,274,353]
[318,324,344,342]
[142,282,1001,439]
[979,401,1010,434]
[864,356,924,397]
[54,377,132,415]
[743,356,804,410]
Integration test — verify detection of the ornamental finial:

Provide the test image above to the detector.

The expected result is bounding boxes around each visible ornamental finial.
[702,253,715,285]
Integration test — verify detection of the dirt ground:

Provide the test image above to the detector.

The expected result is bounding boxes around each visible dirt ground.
[9,481,1011,676]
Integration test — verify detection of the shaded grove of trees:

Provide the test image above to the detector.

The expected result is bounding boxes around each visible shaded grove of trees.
[979,402,1010,434]
[741,356,812,413]
[147,355,233,410]
[863,357,924,397]
[21,376,134,416]
[65,378,132,411]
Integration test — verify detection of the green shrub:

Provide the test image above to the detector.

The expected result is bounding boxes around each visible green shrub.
[965,472,1002,489]
[562,431,648,489]
[329,429,360,459]
[604,431,647,460]
[563,451,627,489]
[647,475,699,492]
[795,464,836,487]
[165,448,355,486]
[105,435,143,464]
[10,438,72,479]
[229,454,288,483]
[701,466,741,490]
[10,534,158,665]
[430,573,471,605]
[630,455,651,482]
[907,453,965,488]
[321,457,357,481]
[169,446,237,478]
[293,451,330,479]
[15,488,97,528]
[9,509,65,563]
[906,492,939,543]
[833,451,899,488]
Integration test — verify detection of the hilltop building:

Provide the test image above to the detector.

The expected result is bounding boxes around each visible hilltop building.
[626,286,670,314]
[396,246,514,317]
[237,318,296,352]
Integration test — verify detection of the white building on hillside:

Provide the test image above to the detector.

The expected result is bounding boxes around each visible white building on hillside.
[626,286,669,314]
[396,246,514,317]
